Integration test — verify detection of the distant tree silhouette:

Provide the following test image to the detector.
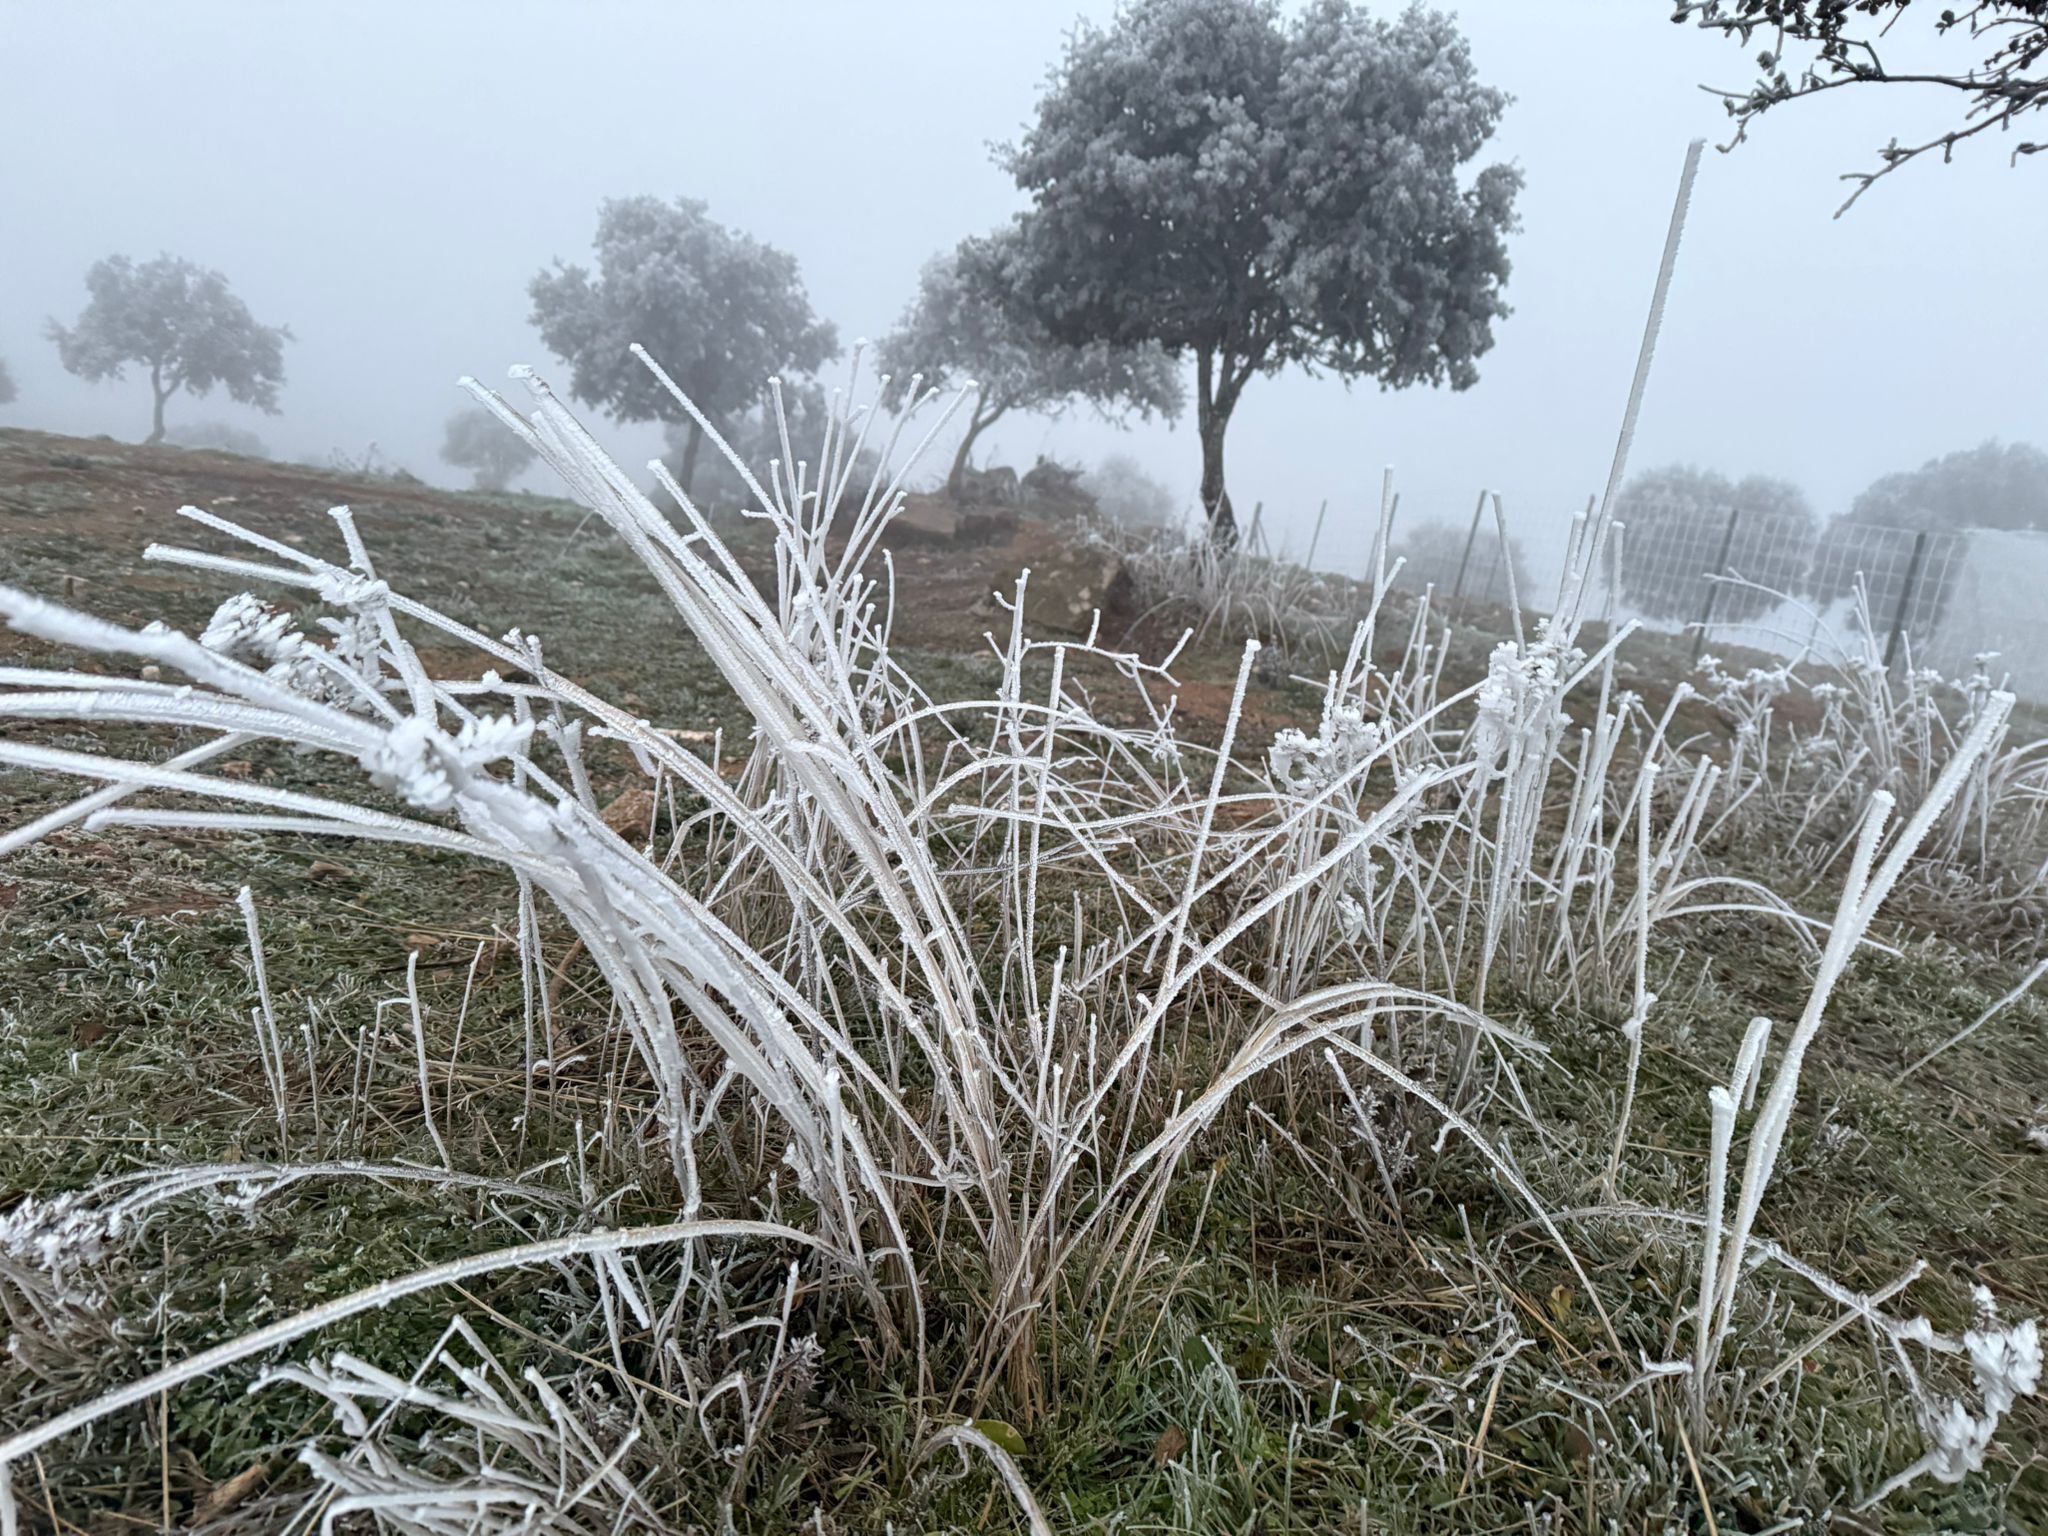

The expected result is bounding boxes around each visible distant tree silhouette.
[1612,465,1817,622]
[530,197,838,498]
[0,355,15,407]
[441,406,537,493]
[1082,454,1182,530]
[48,254,289,443]
[1842,441,2048,533]
[876,233,1183,502]
[166,421,270,459]
[1387,518,1530,609]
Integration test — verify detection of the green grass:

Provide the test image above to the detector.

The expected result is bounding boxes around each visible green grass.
[1,428,2045,1532]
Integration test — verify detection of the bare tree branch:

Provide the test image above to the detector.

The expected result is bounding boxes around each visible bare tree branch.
[1671,1,2046,211]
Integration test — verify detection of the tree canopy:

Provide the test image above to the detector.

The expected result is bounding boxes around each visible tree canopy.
[991,0,1519,543]
[1673,2,2046,212]
[1613,465,1818,621]
[530,196,839,496]
[1083,453,1182,529]
[442,406,538,493]
[47,254,290,443]
[876,233,1185,501]
[1844,439,2048,532]
[0,355,15,407]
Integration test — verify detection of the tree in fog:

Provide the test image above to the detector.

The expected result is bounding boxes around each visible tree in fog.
[530,197,839,497]
[1083,453,1182,529]
[0,355,15,407]
[1806,440,2048,623]
[1842,440,2048,533]
[1672,1,2046,211]
[165,421,270,459]
[1388,517,1530,608]
[876,234,1184,502]
[1613,465,1817,622]
[441,406,537,493]
[47,255,290,444]
[989,0,1519,545]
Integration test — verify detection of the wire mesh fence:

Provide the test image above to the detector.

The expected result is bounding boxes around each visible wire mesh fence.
[1576,497,2048,700]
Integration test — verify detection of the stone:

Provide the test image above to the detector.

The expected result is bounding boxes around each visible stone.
[600,785,657,841]
[1019,542,1134,637]
[886,498,959,544]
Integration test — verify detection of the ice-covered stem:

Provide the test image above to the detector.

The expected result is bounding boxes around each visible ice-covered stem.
[1690,1084,1738,1433]
[1707,693,2015,1347]
[1892,955,2048,1088]
[236,886,291,1146]
[404,949,451,1169]
[0,1219,827,1536]
[922,1424,1056,1536]
[1602,761,1660,1198]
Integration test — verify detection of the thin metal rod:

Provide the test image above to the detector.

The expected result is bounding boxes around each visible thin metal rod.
[1451,488,1488,616]
[1884,528,1931,671]
[1600,140,1704,528]
[1691,505,1741,662]
[1303,498,1328,573]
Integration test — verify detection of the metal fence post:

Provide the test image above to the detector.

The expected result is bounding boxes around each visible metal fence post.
[1302,498,1328,573]
[1449,489,1488,616]
[1690,505,1742,661]
[1884,528,1931,671]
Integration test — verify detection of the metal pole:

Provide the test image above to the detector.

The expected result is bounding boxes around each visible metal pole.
[1690,505,1742,662]
[1450,488,1488,615]
[1303,498,1328,573]
[1884,529,1931,671]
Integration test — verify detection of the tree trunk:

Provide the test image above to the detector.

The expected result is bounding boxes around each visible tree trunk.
[1196,350,1238,549]
[677,418,704,499]
[147,364,170,445]
[944,402,1004,503]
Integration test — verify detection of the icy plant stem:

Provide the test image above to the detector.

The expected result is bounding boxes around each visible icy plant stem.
[1603,763,1659,1198]
[1708,694,2014,1348]
[405,949,451,1169]
[236,887,290,1146]
[0,1220,828,1536]
[1891,955,2048,1087]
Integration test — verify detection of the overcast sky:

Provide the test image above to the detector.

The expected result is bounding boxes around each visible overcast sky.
[4,1,2043,586]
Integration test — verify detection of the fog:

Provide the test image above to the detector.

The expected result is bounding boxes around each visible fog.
[4,1,2043,585]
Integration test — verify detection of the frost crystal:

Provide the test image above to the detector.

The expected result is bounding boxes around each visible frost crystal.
[1471,627,1578,768]
[0,1193,115,1281]
[200,592,299,664]
[1965,1287,2041,1419]
[1918,1397,1996,1484]
[1896,1287,2043,1492]
[198,590,388,707]
[1333,892,1367,943]
[360,713,533,812]
[1267,704,1383,794]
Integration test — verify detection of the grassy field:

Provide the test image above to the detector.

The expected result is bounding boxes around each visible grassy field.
[1,425,2044,1534]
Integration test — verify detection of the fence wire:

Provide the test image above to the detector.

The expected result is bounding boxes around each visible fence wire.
[1573,498,2048,700]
